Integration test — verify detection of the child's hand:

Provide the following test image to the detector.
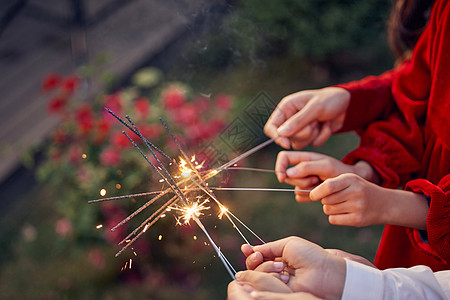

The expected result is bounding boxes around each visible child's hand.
[309,173,388,227]
[310,173,428,229]
[275,151,356,202]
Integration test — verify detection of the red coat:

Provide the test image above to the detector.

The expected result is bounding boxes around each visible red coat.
[338,0,450,271]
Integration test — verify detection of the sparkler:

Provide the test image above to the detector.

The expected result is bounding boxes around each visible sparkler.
[92,108,290,279]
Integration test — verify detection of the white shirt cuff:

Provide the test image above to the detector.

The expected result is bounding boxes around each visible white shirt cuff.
[342,258,383,300]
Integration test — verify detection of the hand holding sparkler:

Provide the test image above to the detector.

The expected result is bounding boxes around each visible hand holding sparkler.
[231,236,347,300]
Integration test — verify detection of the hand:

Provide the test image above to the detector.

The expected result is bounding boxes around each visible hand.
[275,151,357,202]
[310,173,428,229]
[227,280,323,300]
[264,87,350,149]
[238,237,346,300]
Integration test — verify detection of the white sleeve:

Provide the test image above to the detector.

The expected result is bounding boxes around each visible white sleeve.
[342,259,450,300]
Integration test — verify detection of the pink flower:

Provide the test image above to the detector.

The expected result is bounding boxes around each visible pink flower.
[193,95,210,113]
[215,94,232,111]
[100,147,121,166]
[173,103,197,125]
[55,218,73,238]
[162,86,185,110]
[68,146,82,164]
[42,73,62,92]
[48,96,67,114]
[134,97,150,119]
[88,248,105,270]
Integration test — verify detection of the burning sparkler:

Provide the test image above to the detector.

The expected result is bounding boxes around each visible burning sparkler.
[90,108,294,279]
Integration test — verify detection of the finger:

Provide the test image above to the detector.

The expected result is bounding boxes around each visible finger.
[295,194,312,203]
[325,249,375,268]
[284,177,319,189]
[252,237,297,260]
[276,151,326,182]
[311,122,332,147]
[253,261,285,273]
[227,281,254,300]
[277,100,321,137]
[242,244,254,257]
[309,174,353,201]
[286,158,342,180]
[328,213,363,227]
[235,271,291,293]
[250,291,323,300]
[246,251,264,270]
[322,201,353,215]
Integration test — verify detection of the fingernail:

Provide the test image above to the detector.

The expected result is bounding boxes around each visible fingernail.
[235,271,242,279]
[242,284,254,293]
[250,291,259,298]
[280,274,290,283]
[278,125,290,135]
[286,168,297,177]
[273,261,284,270]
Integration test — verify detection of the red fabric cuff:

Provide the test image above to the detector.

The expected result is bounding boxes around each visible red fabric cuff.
[405,176,450,264]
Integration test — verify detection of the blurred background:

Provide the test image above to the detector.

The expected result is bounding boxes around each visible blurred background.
[0,0,394,299]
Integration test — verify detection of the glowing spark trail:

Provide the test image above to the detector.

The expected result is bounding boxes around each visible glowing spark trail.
[93,109,282,279]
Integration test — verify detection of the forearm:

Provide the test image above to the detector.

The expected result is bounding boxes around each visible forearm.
[381,188,428,230]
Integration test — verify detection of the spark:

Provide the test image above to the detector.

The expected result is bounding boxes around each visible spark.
[170,199,210,225]
[158,235,163,240]
[100,189,106,196]
[96,224,103,229]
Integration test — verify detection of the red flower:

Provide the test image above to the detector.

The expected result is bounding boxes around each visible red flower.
[62,75,79,94]
[94,117,112,143]
[215,94,232,111]
[52,129,67,145]
[100,147,121,166]
[75,104,94,134]
[48,96,67,114]
[139,124,161,139]
[42,73,62,92]
[162,86,185,110]
[134,97,150,119]
[173,103,197,125]
[112,131,130,149]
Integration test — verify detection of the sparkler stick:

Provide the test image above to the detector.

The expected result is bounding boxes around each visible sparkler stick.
[215,138,274,173]
[227,167,276,173]
[160,118,259,245]
[212,187,311,193]
[121,118,237,279]
[89,187,311,204]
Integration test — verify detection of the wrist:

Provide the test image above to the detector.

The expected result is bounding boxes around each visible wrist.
[353,161,380,184]
[321,255,346,300]
[382,189,428,230]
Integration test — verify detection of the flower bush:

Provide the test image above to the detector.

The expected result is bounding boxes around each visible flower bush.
[37,67,234,251]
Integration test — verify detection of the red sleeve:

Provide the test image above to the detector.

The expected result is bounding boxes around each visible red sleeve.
[405,175,450,264]
[343,0,450,188]
[336,66,405,132]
